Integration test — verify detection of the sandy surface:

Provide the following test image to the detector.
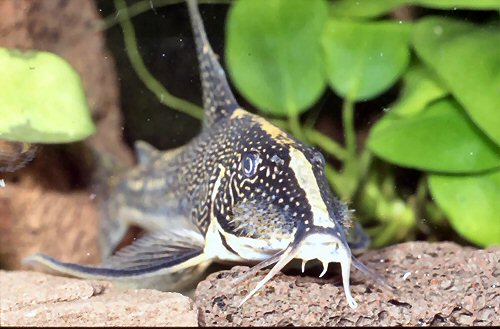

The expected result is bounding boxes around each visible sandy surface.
[195,241,500,326]
[0,271,198,327]
[1,242,498,326]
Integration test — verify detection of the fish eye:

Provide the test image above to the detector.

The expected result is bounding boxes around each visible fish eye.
[312,151,326,168]
[242,152,259,177]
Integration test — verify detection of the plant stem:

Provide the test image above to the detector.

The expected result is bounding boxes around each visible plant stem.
[325,163,343,197]
[338,97,360,199]
[288,113,304,141]
[342,97,356,164]
[100,0,233,31]
[269,117,288,130]
[270,118,347,161]
[415,175,428,209]
[305,129,347,161]
[114,0,204,120]
[357,148,373,184]
[303,102,323,131]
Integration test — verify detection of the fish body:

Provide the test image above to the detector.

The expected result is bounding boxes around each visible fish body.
[26,0,378,308]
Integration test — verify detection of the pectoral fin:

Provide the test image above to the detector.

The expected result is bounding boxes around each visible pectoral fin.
[25,229,210,286]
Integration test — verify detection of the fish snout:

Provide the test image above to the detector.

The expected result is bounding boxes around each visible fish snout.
[295,229,358,308]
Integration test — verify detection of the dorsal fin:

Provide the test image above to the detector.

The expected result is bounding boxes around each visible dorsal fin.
[186,0,239,128]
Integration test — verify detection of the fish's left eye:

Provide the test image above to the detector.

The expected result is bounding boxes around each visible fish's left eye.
[242,152,259,177]
[312,151,326,168]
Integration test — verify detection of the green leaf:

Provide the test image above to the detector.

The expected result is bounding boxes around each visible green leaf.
[0,48,95,143]
[331,0,402,18]
[367,98,500,173]
[391,63,448,117]
[429,170,500,247]
[322,19,411,101]
[226,0,328,116]
[413,0,500,10]
[413,17,500,146]
[332,0,500,19]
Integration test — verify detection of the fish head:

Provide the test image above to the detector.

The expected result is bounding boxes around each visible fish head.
[210,109,360,307]
[215,109,353,243]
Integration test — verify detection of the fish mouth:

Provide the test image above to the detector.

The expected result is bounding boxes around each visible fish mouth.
[295,230,358,309]
[233,223,360,309]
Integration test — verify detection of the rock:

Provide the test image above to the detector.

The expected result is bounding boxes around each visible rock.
[0,271,198,327]
[195,241,500,326]
[0,0,134,271]
[0,178,101,271]
[2,242,498,326]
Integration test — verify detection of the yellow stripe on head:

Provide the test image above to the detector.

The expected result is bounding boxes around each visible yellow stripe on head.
[231,108,294,144]
[288,147,335,229]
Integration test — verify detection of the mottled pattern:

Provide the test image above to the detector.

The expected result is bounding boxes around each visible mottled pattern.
[101,1,358,252]
[230,200,295,240]
[27,0,368,306]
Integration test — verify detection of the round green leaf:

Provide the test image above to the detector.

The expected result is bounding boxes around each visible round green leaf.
[391,63,448,117]
[332,0,500,19]
[331,0,402,18]
[429,170,500,247]
[226,0,328,116]
[414,0,500,10]
[322,19,411,101]
[367,98,500,173]
[413,17,500,146]
[0,48,95,143]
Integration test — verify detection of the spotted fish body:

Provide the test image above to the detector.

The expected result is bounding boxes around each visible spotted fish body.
[26,0,379,308]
